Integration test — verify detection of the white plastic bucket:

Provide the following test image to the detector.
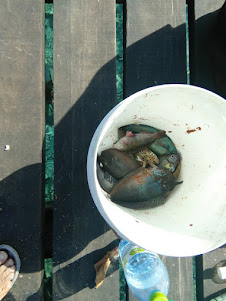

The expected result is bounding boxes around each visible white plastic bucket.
[87,84,226,257]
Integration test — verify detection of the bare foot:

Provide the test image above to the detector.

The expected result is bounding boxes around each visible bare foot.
[0,251,16,300]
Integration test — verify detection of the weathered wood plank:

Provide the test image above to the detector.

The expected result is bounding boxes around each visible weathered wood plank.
[53,0,118,300]
[0,0,45,300]
[125,1,194,301]
[193,1,226,300]
[202,245,226,301]
[125,0,187,98]
[193,0,225,97]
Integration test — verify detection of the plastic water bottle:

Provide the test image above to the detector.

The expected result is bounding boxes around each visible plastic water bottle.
[119,239,170,301]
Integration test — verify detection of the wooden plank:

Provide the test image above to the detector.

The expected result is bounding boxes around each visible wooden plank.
[53,0,118,300]
[125,0,187,98]
[0,0,45,300]
[193,1,226,300]
[202,245,226,301]
[193,0,225,97]
[125,1,194,301]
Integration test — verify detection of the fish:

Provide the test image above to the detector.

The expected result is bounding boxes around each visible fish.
[158,153,181,173]
[111,196,167,209]
[98,148,140,180]
[135,147,160,167]
[110,165,182,209]
[149,143,169,156]
[120,124,157,134]
[113,130,166,152]
[119,124,177,155]
[96,163,118,193]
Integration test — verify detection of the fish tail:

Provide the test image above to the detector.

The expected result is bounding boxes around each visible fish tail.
[175,181,183,186]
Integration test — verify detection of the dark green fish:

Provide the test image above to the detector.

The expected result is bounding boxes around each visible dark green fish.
[98,148,140,180]
[110,165,182,209]
[149,143,168,156]
[120,124,157,134]
[119,124,177,155]
[112,196,167,209]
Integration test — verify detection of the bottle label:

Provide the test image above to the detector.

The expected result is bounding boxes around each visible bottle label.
[122,246,157,269]
[130,247,145,255]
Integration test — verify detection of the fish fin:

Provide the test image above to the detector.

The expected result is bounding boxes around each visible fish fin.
[165,163,171,170]
[170,163,177,173]
[175,181,183,186]
[126,131,135,137]
[142,161,147,168]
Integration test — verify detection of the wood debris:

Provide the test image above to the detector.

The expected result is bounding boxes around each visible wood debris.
[94,246,118,289]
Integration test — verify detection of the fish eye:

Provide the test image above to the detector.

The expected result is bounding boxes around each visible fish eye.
[171,155,175,158]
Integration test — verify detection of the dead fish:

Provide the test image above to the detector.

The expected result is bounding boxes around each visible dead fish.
[135,147,160,167]
[112,196,167,209]
[158,153,181,173]
[96,163,118,193]
[155,157,182,201]
[120,124,157,134]
[113,130,166,152]
[149,143,169,156]
[119,124,177,155]
[110,165,182,209]
[98,148,140,180]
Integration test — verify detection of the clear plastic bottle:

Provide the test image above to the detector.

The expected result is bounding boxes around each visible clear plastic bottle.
[119,239,170,301]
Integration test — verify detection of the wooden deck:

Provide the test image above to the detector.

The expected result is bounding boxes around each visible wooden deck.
[1,0,226,300]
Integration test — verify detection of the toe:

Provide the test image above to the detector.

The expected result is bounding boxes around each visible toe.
[7,273,15,281]
[0,251,8,265]
[3,265,16,278]
[4,259,14,267]
[0,264,7,274]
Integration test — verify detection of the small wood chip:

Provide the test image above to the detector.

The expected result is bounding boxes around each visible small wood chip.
[94,246,118,289]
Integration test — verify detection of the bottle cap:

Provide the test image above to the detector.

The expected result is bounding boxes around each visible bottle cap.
[150,292,168,301]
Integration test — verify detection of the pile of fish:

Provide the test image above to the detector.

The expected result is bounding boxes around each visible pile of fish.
[97,124,182,209]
